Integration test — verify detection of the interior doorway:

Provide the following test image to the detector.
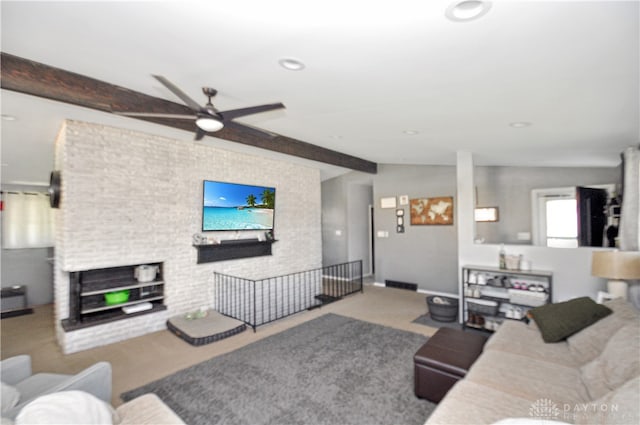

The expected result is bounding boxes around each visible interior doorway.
[369,205,375,275]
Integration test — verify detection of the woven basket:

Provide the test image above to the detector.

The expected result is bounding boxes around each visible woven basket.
[426,296,459,322]
[466,299,499,316]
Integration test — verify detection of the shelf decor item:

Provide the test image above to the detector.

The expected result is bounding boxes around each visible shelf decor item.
[466,298,499,316]
[104,290,130,306]
[134,265,159,283]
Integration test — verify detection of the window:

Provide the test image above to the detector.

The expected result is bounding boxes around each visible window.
[545,198,578,248]
[531,184,614,248]
[531,187,577,248]
[1,192,54,249]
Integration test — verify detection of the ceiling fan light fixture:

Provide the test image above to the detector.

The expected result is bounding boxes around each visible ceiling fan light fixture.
[445,0,492,22]
[196,116,224,132]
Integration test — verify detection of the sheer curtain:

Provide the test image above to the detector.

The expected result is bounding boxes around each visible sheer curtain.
[1,192,54,249]
[619,146,640,308]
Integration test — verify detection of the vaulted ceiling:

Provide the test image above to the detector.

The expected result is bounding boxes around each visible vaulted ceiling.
[1,1,638,185]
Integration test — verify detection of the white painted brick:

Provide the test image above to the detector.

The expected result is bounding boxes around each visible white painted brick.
[54,120,322,353]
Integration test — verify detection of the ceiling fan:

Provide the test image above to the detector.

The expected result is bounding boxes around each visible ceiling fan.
[116,75,285,140]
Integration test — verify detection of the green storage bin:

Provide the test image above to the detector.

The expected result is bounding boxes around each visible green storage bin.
[104,290,130,305]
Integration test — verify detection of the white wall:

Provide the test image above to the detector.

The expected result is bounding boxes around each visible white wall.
[457,152,608,304]
[54,120,322,353]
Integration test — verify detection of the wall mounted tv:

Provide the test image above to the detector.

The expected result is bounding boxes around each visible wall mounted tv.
[202,180,276,231]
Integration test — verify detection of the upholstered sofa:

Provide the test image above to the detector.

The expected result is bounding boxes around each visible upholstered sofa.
[1,391,185,425]
[1,354,184,424]
[0,355,112,420]
[425,298,640,425]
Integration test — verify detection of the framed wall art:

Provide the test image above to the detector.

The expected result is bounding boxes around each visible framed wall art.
[380,197,397,209]
[410,196,454,225]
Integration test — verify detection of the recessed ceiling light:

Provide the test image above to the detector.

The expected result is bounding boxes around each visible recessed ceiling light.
[509,122,532,128]
[278,58,305,71]
[445,1,492,22]
[328,135,343,139]
[403,130,420,135]
[1,114,17,121]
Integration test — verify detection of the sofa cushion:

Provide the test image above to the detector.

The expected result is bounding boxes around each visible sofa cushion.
[484,320,577,367]
[13,373,69,404]
[424,380,536,425]
[567,298,640,365]
[116,393,185,425]
[465,350,590,405]
[492,419,571,425]
[14,391,115,425]
[580,323,640,400]
[529,297,612,343]
[574,377,640,425]
[1,382,20,413]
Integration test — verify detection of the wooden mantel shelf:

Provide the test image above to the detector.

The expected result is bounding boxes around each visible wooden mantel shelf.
[194,239,277,263]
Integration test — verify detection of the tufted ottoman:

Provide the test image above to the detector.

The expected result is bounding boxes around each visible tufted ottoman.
[414,327,488,402]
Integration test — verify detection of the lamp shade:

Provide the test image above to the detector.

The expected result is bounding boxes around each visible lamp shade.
[591,251,640,280]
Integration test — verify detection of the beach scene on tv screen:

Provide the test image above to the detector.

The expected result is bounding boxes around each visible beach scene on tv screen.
[203,181,275,231]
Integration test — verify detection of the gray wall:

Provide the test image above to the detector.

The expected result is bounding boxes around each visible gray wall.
[321,173,373,274]
[475,166,620,244]
[1,184,54,306]
[373,164,458,294]
[1,248,53,306]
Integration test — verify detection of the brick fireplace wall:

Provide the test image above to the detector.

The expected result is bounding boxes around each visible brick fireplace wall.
[54,120,322,353]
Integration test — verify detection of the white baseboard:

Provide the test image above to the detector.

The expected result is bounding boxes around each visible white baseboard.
[417,288,459,299]
[371,282,459,299]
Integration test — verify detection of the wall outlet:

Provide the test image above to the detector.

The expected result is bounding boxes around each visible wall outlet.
[517,232,531,241]
[376,230,389,238]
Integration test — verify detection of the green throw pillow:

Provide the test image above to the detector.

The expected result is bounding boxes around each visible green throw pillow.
[530,297,612,343]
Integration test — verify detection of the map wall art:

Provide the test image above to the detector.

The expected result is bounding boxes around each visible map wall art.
[410,196,454,225]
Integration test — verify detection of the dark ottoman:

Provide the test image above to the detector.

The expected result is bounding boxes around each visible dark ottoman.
[414,327,488,402]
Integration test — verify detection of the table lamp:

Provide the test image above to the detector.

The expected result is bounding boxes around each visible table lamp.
[591,250,640,300]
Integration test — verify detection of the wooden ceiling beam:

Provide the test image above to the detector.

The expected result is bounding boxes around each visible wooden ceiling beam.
[1,52,377,174]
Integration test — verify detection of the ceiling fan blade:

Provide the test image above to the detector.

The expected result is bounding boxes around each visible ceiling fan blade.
[218,103,285,121]
[225,121,279,139]
[114,112,196,119]
[194,127,207,141]
[152,75,203,112]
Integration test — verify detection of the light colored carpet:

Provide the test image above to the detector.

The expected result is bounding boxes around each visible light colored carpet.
[123,313,436,425]
[412,314,462,330]
[1,284,439,407]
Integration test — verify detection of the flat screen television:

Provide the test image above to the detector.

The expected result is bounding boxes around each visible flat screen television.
[202,180,276,231]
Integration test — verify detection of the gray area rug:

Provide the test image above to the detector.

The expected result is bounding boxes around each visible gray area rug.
[122,313,436,425]
[412,314,462,330]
